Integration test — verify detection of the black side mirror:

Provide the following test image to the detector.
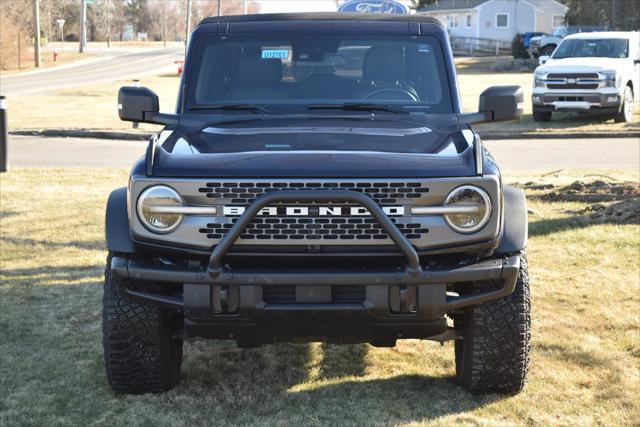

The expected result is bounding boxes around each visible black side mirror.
[117,86,177,125]
[479,85,524,122]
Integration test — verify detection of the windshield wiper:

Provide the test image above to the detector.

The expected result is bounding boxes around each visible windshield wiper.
[189,104,272,114]
[307,103,410,115]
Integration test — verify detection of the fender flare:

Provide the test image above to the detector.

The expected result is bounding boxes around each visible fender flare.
[496,186,528,254]
[105,187,134,254]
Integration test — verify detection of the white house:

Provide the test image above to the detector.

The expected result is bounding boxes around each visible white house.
[418,0,569,41]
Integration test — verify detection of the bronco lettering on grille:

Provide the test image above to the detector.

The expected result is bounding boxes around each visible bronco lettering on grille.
[223,206,405,216]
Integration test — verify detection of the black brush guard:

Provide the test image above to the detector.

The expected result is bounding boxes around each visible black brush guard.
[111,190,520,314]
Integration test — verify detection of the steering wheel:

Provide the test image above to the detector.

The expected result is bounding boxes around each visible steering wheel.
[365,87,418,101]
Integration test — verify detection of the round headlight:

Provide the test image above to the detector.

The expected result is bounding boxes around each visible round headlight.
[137,186,184,234]
[444,185,492,234]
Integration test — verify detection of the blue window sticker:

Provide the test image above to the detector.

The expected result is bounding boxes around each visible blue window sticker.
[418,44,431,53]
[261,49,289,59]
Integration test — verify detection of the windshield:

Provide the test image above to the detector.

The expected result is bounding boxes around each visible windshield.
[186,35,452,114]
[552,38,629,59]
[552,28,567,37]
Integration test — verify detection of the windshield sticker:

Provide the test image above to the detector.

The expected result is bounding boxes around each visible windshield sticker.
[418,44,431,53]
[261,49,289,59]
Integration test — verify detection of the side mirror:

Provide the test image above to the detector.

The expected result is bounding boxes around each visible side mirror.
[478,85,524,122]
[117,86,177,125]
[539,55,550,65]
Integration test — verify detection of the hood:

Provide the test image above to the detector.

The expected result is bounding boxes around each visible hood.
[152,117,478,178]
[539,57,627,73]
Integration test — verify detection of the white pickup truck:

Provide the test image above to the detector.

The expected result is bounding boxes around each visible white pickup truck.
[531,31,640,123]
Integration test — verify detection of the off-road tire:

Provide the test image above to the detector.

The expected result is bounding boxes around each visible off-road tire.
[102,252,183,394]
[455,252,530,394]
[533,111,552,122]
[614,85,634,123]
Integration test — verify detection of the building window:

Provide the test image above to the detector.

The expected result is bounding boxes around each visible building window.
[495,13,509,28]
[466,14,472,28]
[552,14,564,28]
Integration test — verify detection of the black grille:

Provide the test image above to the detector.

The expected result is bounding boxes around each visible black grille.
[262,285,366,304]
[198,181,429,205]
[200,217,428,241]
[547,73,599,79]
[547,83,598,90]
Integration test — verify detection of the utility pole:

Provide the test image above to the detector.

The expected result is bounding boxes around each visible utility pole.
[18,30,22,70]
[611,0,616,30]
[33,0,41,67]
[79,0,86,53]
[106,7,111,48]
[243,0,247,14]
[163,6,167,47]
[218,0,222,16]
[185,0,191,48]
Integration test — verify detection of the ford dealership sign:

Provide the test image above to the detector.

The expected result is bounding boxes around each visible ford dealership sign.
[338,0,409,14]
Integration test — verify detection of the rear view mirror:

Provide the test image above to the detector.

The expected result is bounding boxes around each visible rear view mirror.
[117,86,177,125]
[539,55,550,65]
[118,86,159,122]
[479,85,524,122]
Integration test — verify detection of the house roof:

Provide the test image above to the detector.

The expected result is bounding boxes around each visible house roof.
[418,0,489,13]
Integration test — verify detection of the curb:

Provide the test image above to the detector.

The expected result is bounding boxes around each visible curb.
[9,129,640,141]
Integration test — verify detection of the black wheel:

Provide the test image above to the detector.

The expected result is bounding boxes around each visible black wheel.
[455,252,531,394]
[102,252,183,394]
[540,44,556,56]
[614,85,634,123]
[533,111,552,122]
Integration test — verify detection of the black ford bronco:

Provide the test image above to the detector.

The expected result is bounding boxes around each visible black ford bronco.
[104,13,530,395]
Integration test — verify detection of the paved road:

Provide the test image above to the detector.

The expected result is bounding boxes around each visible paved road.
[6,136,640,171]
[0,47,183,96]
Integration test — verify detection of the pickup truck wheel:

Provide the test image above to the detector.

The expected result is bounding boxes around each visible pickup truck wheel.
[454,252,530,394]
[533,111,552,122]
[102,253,183,394]
[614,86,634,123]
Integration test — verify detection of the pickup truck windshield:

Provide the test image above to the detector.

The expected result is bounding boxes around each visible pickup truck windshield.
[553,38,629,59]
[186,35,453,113]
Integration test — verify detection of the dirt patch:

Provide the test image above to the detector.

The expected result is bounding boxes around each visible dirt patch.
[523,180,640,224]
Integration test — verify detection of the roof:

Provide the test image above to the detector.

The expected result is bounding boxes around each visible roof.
[564,31,639,40]
[418,0,489,12]
[199,12,442,25]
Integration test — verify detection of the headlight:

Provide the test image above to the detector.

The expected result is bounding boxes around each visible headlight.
[534,71,546,88]
[443,185,492,233]
[601,71,620,88]
[137,185,184,233]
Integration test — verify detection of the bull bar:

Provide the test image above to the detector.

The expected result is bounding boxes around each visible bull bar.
[111,190,520,312]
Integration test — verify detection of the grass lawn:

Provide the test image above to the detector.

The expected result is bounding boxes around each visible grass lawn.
[6,58,639,135]
[1,168,638,426]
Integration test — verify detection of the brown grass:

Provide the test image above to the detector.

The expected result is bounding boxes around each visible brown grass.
[1,168,639,426]
[6,74,179,133]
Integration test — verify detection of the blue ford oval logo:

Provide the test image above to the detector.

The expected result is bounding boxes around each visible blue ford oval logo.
[338,0,408,14]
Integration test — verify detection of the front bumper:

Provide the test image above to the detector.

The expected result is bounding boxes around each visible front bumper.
[113,189,519,345]
[111,254,520,344]
[531,90,622,113]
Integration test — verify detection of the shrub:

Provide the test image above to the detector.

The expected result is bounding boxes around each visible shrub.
[512,33,530,59]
